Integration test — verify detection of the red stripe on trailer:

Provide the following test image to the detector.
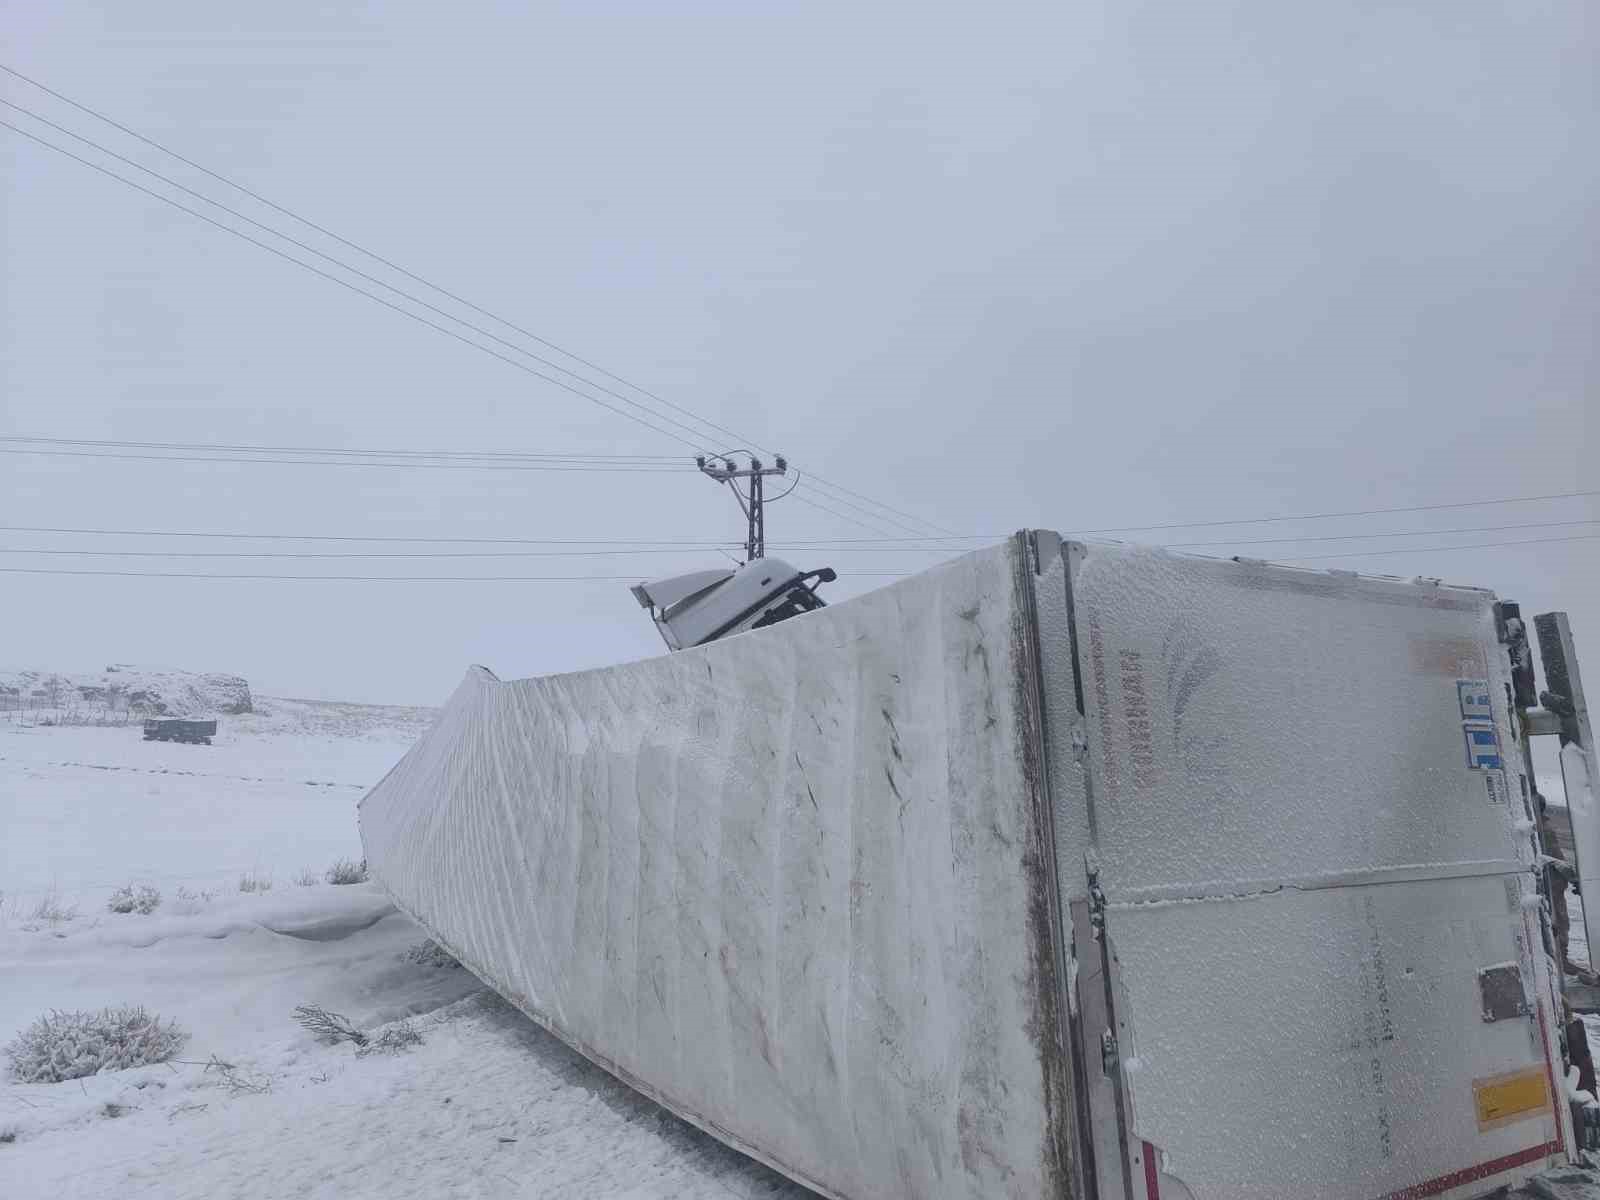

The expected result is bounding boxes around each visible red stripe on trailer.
[1530,939,1567,1156]
[1373,912,1565,1199]
[1374,1141,1560,1200]
[1518,908,1566,1156]
[1142,1140,1160,1199]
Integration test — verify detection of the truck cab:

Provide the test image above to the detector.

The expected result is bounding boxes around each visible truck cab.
[630,558,835,651]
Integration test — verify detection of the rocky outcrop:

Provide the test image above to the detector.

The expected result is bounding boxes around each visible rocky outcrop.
[0,666,253,717]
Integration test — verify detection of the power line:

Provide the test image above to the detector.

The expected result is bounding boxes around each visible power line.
[0,523,765,546]
[0,566,914,582]
[0,65,754,452]
[0,567,665,582]
[789,491,901,539]
[803,474,960,538]
[0,547,749,560]
[0,435,687,462]
[790,481,939,540]
[15,518,1585,559]
[0,117,712,453]
[1072,488,1600,535]
[746,486,1600,540]
[0,67,954,539]
[3,511,1596,550]
[0,99,754,457]
[1279,532,1600,562]
[6,429,957,543]
[789,487,1600,540]
[3,532,1594,583]
[1161,517,1600,549]
[2,447,692,473]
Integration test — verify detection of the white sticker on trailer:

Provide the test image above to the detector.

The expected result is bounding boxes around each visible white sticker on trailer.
[1465,723,1505,771]
[1458,679,1496,723]
[1484,771,1510,806]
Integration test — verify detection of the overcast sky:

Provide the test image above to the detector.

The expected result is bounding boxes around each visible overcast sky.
[1,1,1594,706]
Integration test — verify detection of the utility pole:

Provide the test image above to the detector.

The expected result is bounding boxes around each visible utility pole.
[697,453,789,562]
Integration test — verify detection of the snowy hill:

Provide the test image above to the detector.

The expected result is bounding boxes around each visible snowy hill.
[0,664,253,719]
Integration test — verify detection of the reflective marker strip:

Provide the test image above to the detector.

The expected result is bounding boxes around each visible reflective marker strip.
[1472,1066,1550,1131]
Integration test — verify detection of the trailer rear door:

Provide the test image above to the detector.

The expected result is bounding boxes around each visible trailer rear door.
[1041,540,1571,1200]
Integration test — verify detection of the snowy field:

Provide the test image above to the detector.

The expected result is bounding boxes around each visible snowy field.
[0,697,809,1199]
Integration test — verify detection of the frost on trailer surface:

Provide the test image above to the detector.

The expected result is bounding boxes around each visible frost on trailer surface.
[1045,543,1568,1199]
[358,542,1074,1200]
[360,535,1574,1200]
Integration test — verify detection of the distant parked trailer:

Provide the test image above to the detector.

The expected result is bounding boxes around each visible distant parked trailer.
[142,718,217,745]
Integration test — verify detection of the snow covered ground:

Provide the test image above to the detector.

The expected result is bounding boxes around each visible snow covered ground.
[0,698,809,1199]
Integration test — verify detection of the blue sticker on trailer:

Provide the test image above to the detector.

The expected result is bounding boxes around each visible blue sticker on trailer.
[1458,679,1495,723]
[1464,723,1503,770]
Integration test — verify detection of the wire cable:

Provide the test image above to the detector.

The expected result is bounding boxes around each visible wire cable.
[3,531,1595,582]
[1278,532,1600,562]
[0,566,914,582]
[1072,489,1600,535]
[789,491,901,539]
[789,481,943,540]
[0,106,733,454]
[2,447,692,473]
[0,547,747,560]
[0,64,957,539]
[0,65,753,451]
[0,118,712,453]
[0,434,687,463]
[0,524,764,546]
[803,474,961,538]
[2,512,1595,549]
[1162,517,1600,550]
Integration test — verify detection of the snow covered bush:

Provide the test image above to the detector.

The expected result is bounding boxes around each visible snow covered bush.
[21,893,78,930]
[293,1004,366,1047]
[171,886,214,915]
[201,1054,271,1095]
[0,1125,16,1144]
[325,858,368,885]
[106,883,161,915]
[237,872,272,894]
[357,1020,422,1057]
[5,1006,188,1083]
[404,938,461,969]
[293,868,319,887]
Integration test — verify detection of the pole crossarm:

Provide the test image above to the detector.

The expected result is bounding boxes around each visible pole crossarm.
[697,453,789,562]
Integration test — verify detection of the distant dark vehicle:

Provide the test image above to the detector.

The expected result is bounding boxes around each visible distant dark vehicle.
[142,718,217,745]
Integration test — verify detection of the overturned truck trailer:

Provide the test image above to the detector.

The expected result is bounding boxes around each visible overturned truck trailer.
[360,534,1583,1199]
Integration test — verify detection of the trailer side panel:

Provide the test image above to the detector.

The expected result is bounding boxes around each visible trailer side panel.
[360,542,1076,1199]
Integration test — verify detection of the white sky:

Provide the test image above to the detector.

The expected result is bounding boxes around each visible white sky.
[1,2,1594,705]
